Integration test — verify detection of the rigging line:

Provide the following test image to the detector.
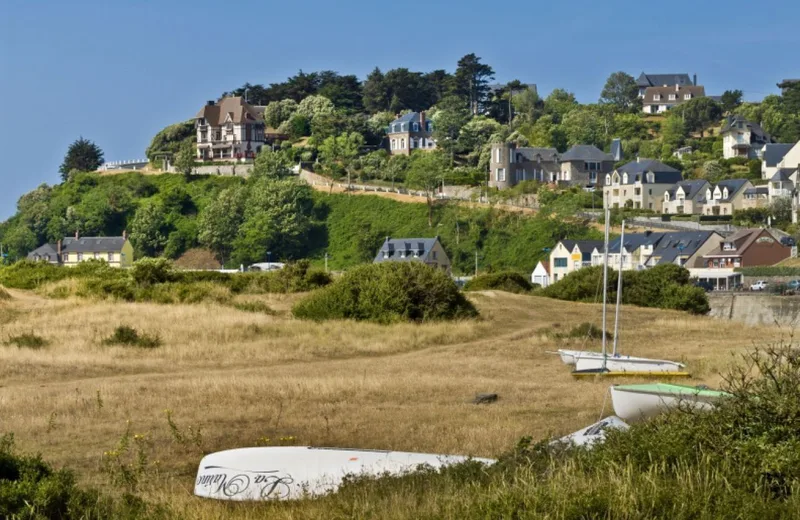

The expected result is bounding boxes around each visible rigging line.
[598,387,610,421]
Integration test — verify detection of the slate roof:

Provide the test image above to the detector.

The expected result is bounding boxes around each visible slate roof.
[558,240,606,254]
[615,159,683,185]
[560,145,614,162]
[374,237,442,264]
[608,232,664,254]
[720,116,770,141]
[26,243,59,262]
[516,147,559,163]
[668,180,708,200]
[714,179,750,201]
[649,231,715,265]
[771,168,797,182]
[744,186,769,197]
[763,143,795,167]
[60,237,127,253]
[610,139,623,162]
[387,112,432,134]
[636,73,693,88]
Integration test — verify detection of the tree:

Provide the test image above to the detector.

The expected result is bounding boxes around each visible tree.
[129,200,168,257]
[561,106,606,148]
[318,132,365,188]
[173,141,196,178]
[432,96,471,163]
[452,53,495,115]
[263,99,298,128]
[600,72,641,112]
[406,151,449,227]
[362,67,390,113]
[458,117,502,166]
[59,137,104,181]
[145,121,195,165]
[198,185,247,264]
[661,115,688,150]
[720,90,743,115]
[384,68,436,113]
[252,148,293,179]
[296,95,335,120]
[383,154,410,188]
[511,88,542,125]
[543,89,578,123]
[770,197,792,225]
[672,98,723,136]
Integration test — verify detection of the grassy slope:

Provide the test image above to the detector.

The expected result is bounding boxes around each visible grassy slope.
[0,288,779,518]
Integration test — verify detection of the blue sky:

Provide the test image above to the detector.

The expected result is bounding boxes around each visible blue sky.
[1,0,798,220]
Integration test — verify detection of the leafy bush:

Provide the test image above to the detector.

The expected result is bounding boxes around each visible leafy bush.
[130,257,175,286]
[5,333,48,349]
[541,264,709,314]
[233,261,332,294]
[735,266,800,276]
[293,262,478,323]
[0,260,69,289]
[463,272,533,294]
[102,326,161,348]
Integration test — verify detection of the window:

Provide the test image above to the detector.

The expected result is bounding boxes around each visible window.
[495,148,501,163]
[554,258,568,268]
[684,94,692,100]
[585,161,600,171]
[432,251,437,260]
[653,94,661,101]
[391,139,396,150]
[412,122,419,131]
[94,252,99,259]
[400,139,406,149]
[622,173,628,184]
[108,252,114,262]
[606,174,611,185]
[668,94,677,101]
[649,189,652,195]
[589,171,597,183]
[495,168,506,182]
[62,253,68,263]
[77,253,83,261]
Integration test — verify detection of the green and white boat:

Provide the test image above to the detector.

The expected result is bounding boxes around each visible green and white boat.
[610,383,731,422]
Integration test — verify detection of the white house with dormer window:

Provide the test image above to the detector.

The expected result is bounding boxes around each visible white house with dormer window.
[662,180,710,214]
[700,179,752,216]
[603,158,683,211]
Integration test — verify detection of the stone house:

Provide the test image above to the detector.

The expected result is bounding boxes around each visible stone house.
[603,159,683,211]
[373,236,450,274]
[558,145,615,187]
[662,180,710,215]
[488,142,559,189]
[27,232,134,268]
[387,112,435,156]
[636,73,695,98]
[742,186,770,210]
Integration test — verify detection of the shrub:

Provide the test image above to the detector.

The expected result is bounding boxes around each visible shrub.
[234,261,332,294]
[293,262,478,323]
[6,333,48,349]
[463,272,533,294]
[0,286,10,300]
[0,260,69,289]
[130,257,175,287]
[541,264,709,314]
[102,326,161,348]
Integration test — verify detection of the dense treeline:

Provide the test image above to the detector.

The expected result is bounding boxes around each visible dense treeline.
[0,155,600,273]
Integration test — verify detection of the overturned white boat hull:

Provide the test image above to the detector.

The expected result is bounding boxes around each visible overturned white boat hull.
[555,415,629,447]
[194,446,496,501]
[574,354,685,373]
[556,349,603,365]
[610,384,729,423]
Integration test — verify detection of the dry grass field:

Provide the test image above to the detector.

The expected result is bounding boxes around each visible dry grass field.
[0,287,782,518]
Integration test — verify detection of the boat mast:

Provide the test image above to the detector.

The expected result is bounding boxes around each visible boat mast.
[601,208,610,359]
[612,220,625,357]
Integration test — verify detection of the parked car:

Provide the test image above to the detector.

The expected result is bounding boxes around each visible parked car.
[750,280,769,291]
[780,236,796,247]
[788,280,800,290]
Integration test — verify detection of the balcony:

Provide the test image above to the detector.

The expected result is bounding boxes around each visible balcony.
[772,189,793,198]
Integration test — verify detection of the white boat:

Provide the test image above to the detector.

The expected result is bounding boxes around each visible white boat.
[554,415,629,447]
[572,220,687,377]
[555,349,603,365]
[610,383,731,422]
[194,446,496,501]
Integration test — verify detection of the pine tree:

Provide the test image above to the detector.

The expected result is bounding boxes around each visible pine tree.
[59,137,104,181]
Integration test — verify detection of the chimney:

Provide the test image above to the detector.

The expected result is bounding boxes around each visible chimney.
[693,74,697,86]
[419,111,426,131]
[676,84,680,92]
[207,100,215,106]
[75,230,79,240]
[637,156,641,163]
[57,240,62,256]
[122,230,128,241]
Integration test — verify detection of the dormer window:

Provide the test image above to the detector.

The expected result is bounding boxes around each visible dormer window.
[646,172,655,183]
[706,189,712,200]
[723,188,729,199]
[722,242,736,251]
[606,174,611,185]
[668,94,676,101]
[622,173,628,184]
[412,122,419,132]
[665,193,670,201]
[684,93,692,100]
[653,94,661,101]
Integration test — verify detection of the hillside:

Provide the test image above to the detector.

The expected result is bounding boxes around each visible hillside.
[0,171,601,274]
[0,288,781,518]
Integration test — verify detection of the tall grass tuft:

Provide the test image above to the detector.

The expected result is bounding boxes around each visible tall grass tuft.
[102,326,161,348]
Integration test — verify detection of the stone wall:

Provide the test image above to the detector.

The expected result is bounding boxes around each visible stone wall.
[708,293,800,327]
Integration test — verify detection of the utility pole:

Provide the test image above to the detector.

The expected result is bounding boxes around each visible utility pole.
[474,251,478,277]
[325,253,329,273]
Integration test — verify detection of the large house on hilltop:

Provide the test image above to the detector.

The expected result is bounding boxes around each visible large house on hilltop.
[387,112,435,156]
[373,236,450,274]
[720,116,773,160]
[642,84,705,114]
[558,145,615,187]
[194,97,286,162]
[27,232,134,268]
[636,73,695,97]
[603,159,683,211]
[489,142,560,189]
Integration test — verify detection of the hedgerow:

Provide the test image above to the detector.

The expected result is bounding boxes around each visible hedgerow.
[463,272,533,294]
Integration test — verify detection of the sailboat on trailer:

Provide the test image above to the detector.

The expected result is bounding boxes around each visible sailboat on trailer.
[571,219,689,377]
